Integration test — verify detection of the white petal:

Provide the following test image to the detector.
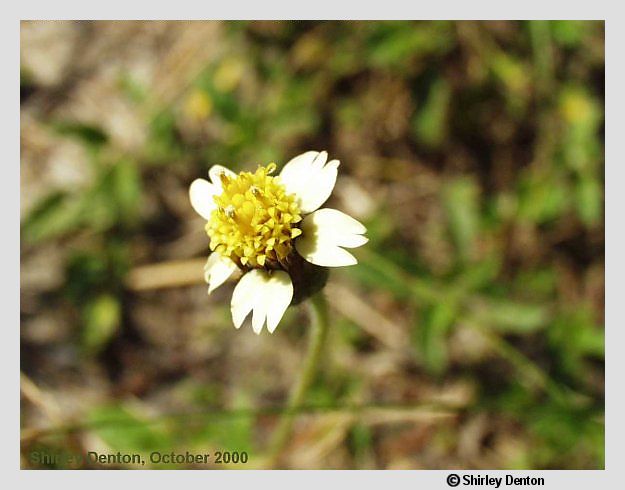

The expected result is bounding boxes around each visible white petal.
[333,233,369,248]
[297,239,358,267]
[295,208,367,267]
[251,296,268,334]
[264,271,294,333]
[204,253,238,294]
[208,165,237,189]
[279,151,339,214]
[189,178,219,220]
[230,270,293,333]
[306,208,367,235]
[280,151,319,176]
[231,271,260,329]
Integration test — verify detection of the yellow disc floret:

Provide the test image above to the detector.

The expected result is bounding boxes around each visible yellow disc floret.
[206,163,302,268]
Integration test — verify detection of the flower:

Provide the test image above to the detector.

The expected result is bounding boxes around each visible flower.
[189,151,367,333]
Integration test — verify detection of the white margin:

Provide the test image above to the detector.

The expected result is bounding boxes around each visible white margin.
[6,2,621,488]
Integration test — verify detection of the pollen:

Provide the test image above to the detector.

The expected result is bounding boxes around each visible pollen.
[206,163,302,268]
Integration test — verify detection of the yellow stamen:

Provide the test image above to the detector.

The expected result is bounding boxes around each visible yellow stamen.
[206,164,302,268]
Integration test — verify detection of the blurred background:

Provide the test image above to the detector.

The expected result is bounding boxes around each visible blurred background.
[20,20,604,469]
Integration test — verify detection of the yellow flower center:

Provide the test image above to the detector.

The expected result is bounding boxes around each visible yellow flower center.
[206,163,302,268]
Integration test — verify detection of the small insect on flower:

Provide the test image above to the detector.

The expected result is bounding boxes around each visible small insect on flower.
[189,151,367,334]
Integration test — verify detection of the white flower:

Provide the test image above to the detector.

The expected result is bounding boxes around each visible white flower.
[189,151,367,333]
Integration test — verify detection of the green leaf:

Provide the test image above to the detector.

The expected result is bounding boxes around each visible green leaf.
[21,192,84,244]
[442,177,481,263]
[576,175,602,226]
[517,169,569,224]
[367,22,454,70]
[560,86,602,174]
[52,121,108,147]
[349,423,373,459]
[412,78,451,149]
[551,21,589,47]
[194,393,253,452]
[415,302,457,374]
[88,404,171,453]
[490,53,531,116]
[472,298,550,333]
[82,294,121,354]
[549,307,604,378]
[110,159,142,225]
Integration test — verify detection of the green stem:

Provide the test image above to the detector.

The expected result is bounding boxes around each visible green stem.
[266,292,330,467]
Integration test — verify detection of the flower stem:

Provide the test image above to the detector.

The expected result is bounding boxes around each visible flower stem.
[266,292,329,467]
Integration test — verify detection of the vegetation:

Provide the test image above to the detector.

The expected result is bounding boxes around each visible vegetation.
[20,20,604,469]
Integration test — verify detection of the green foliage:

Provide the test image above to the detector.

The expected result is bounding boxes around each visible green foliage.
[22,158,142,244]
[21,20,604,469]
[88,405,172,454]
[442,177,481,263]
[412,77,451,149]
[366,21,455,70]
[52,121,109,147]
[82,294,121,354]
[193,411,254,454]
[471,298,549,334]
[415,302,457,374]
